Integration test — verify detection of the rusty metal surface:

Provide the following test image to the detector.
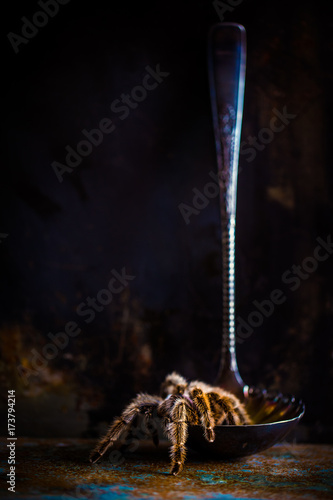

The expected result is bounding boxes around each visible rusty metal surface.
[0,438,332,499]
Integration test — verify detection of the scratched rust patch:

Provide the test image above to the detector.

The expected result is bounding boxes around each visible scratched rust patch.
[0,438,332,499]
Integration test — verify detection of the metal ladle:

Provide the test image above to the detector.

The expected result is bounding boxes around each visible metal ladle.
[188,23,304,458]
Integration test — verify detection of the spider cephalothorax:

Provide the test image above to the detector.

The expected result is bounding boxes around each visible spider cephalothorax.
[90,372,251,475]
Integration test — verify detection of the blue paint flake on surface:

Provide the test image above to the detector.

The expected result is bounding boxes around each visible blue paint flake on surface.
[183,494,268,500]
[307,485,333,492]
[67,484,148,500]
[317,469,333,475]
[196,472,227,485]
[0,485,145,500]
[1,497,70,500]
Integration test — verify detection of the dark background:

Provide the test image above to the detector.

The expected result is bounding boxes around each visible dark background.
[1,0,332,442]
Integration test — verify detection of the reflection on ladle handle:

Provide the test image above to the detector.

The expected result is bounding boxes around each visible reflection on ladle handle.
[208,23,247,397]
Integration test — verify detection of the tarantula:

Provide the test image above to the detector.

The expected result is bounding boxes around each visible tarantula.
[90,372,251,475]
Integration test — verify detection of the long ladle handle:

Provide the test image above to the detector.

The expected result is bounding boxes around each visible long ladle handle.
[208,23,247,397]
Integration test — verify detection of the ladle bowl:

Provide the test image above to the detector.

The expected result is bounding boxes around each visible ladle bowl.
[188,23,304,457]
[188,387,305,458]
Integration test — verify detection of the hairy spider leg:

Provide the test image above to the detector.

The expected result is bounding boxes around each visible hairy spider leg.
[207,392,227,424]
[158,394,199,475]
[189,387,215,442]
[233,402,251,424]
[89,393,162,463]
[168,398,188,475]
[207,392,251,425]
[142,404,161,446]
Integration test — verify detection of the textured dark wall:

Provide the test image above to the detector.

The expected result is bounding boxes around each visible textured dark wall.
[1,0,332,441]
